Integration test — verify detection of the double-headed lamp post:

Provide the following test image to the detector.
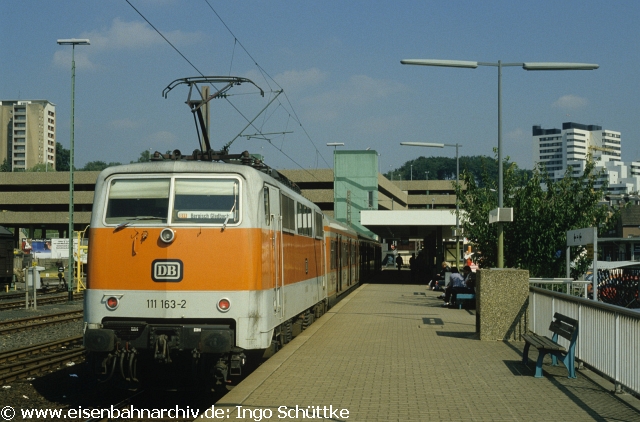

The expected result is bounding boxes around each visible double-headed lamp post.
[57,38,90,301]
[401,142,461,268]
[401,59,598,268]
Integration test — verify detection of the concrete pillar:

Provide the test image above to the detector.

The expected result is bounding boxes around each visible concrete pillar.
[476,268,529,341]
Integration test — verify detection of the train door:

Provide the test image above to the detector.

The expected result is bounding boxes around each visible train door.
[315,211,326,299]
[264,185,283,317]
[349,240,356,286]
[336,235,343,293]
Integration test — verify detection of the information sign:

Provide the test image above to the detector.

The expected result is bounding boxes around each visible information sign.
[566,227,596,246]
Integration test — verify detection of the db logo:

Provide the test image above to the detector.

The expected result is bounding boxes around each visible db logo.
[152,259,183,282]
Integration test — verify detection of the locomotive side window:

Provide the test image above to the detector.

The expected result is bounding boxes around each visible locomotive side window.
[263,186,270,225]
[173,179,239,224]
[296,202,312,237]
[105,179,170,224]
[281,194,295,232]
[314,212,323,239]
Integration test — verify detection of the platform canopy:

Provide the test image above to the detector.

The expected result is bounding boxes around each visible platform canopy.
[360,209,460,240]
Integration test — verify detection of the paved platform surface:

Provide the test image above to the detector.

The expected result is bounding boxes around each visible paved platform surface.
[213,270,640,421]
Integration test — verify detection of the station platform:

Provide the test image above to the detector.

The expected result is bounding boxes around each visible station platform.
[213,269,640,421]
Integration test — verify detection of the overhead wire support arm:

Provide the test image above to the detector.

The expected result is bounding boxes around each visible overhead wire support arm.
[162,76,265,152]
[244,131,293,141]
[223,89,284,153]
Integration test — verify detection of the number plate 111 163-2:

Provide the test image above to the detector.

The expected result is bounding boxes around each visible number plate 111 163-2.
[147,299,187,309]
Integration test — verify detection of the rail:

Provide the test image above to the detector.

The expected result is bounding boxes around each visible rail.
[528,286,640,396]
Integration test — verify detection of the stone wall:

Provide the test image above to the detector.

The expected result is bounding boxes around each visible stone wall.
[477,268,529,341]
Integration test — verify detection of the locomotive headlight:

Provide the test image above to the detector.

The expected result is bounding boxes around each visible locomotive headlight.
[160,228,175,244]
[106,296,119,310]
[217,298,231,312]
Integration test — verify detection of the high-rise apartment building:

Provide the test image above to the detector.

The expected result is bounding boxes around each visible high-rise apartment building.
[532,122,639,194]
[0,100,56,171]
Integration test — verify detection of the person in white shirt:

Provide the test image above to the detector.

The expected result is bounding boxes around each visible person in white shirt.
[442,267,464,305]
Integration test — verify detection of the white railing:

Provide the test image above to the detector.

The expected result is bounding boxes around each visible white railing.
[529,286,640,396]
[529,278,591,298]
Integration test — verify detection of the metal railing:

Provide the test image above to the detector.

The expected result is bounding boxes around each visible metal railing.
[528,286,640,396]
[529,278,590,298]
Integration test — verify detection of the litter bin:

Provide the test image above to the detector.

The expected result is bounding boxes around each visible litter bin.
[26,266,45,290]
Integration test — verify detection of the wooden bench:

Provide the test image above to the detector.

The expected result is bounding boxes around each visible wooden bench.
[455,293,475,309]
[522,312,579,378]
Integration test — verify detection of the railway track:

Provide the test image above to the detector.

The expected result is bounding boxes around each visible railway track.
[0,292,83,311]
[0,336,84,385]
[0,291,28,301]
[0,310,83,335]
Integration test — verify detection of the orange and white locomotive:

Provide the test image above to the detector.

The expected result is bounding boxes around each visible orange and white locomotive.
[83,152,379,387]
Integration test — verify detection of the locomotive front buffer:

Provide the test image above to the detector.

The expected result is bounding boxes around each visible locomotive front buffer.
[84,322,246,386]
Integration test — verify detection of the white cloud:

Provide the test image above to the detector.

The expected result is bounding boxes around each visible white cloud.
[273,68,328,93]
[53,50,96,71]
[80,18,205,51]
[552,95,588,109]
[53,18,206,71]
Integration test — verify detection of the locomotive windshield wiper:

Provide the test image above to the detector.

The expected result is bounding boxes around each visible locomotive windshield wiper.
[221,203,236,232]
[221,186,238,232]
[114,217,165,231]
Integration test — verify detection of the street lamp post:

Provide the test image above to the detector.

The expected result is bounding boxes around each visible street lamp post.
[401,59,598,267]
[57,38,90,301]
[401,142,461,268]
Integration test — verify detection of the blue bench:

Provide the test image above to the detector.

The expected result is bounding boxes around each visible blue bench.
[522,312,579,378]
[456,293,475,309]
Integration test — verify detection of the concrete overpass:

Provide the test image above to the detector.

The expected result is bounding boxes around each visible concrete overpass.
[1,168,464,266]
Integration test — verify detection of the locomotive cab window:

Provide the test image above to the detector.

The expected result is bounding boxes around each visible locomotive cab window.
[173,179,239,225]
[105,179,170,224]
[103,176,241,226]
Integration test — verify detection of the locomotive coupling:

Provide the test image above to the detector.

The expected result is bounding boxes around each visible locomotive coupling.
[229,347,246,376]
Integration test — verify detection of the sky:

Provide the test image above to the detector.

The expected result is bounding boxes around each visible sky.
[2,0,639,174]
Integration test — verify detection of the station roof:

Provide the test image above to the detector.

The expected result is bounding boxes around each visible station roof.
[361,209,460,240]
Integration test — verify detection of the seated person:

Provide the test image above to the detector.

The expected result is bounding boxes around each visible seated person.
[450,265,476,306]
[463,265,476,289]
[442,267,464,305]
[429,261,451,290]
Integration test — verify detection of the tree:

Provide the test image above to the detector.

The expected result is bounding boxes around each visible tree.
[55,142,70,171]
[132,150,151,163]
[80,161,122,171]
[27,163,55,172]
[455,154,617,278]
[0,158,10,172]
[390,155,531,185]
